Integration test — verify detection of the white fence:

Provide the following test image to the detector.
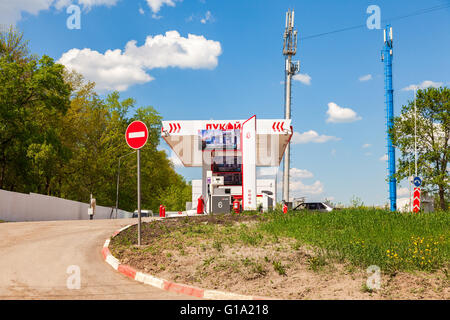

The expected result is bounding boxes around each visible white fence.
[0,189,126,222]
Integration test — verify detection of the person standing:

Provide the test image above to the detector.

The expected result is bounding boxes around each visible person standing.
[88,194,96,220]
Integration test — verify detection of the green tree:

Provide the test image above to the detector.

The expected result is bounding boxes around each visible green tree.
[158,182,192,211]
[1,27,191,214]
[392,87,449,211]
[0,27,71,192]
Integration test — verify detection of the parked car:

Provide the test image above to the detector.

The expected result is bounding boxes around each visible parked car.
[132,210,153,218]
[294,202,334,212]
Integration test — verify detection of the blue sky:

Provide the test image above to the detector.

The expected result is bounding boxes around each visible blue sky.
[5,0,450,206]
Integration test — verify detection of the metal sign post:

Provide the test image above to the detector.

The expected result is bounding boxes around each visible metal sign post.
[125,121,149,246]
[137,149,141,246]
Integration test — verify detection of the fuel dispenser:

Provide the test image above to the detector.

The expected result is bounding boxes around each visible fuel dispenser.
[233,199,241,214]
[207,173,231,214]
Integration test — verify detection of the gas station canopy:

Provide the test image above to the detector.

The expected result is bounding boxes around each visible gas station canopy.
[161,119,293,167]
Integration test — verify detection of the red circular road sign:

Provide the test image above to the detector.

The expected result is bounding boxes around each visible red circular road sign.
[125,121,148,149]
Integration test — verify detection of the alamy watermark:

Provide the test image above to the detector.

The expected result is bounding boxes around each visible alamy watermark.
[366,5,381,30]
[66,5,81,30]
[66,265,81,289]
[366,265,381,290]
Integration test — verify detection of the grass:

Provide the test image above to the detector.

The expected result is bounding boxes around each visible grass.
[361,283,375,293]
[307,254,328,272]
[110,209,449,275]
[258,208,449,273]
[272,260,287,276]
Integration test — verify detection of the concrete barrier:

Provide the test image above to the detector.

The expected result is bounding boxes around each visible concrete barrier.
[0,189,129,222]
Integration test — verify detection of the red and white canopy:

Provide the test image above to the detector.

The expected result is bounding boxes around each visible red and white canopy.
[161,118,293,167]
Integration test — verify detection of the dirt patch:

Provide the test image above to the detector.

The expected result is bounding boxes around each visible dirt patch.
[110,214,449,300]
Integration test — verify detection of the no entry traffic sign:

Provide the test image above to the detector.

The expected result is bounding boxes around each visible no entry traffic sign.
[125,120,148,246]
[126,121,148,149]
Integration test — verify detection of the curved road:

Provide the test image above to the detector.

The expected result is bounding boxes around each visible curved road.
[0,218,197,300]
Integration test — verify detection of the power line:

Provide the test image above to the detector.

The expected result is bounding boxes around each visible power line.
[300,4,450,41]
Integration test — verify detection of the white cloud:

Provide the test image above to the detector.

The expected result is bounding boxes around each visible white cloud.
[54,0,72,10]
[359,74,372,82]
[258,167,313,180]
[290,180,324,195]
[124,31,221,69]
[58,31,222,92]
[326,102,362,123]
[0,0,118,25]
[139,7,145,15]
[77,0,118,8]
[364,152,372,156]
[362,143,371,148]
[0,0,54,25]
[379,154,388,161]
[145,0,179,14]
[290,168,313,179]
[58,48,153,92]
[293,73,311,85]
[200,10,214,24]
[402,80,443,91]
[291,130,341,144]
[274,167,324,196]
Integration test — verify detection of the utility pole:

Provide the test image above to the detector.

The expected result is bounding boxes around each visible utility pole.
[409,165,412,212]
[414,88,418,177]
[282,9,299,204]
[381,24,397,212]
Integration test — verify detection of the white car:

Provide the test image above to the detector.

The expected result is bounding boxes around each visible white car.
[132,210,153,218]
[294,202,334,212]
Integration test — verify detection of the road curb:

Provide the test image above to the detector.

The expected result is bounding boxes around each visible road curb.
[102,224,273,300]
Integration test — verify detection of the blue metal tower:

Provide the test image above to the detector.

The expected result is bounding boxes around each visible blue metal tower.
[381,24,397,211]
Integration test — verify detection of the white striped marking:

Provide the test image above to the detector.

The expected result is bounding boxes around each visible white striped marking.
[135,272,164,289]
[103,239,110,248]
[119,225,132,232]
[203,290,252,300]
[129,131,145,139]
[106,255,120,270]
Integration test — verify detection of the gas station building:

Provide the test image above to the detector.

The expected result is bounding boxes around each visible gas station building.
[161,116,292,213]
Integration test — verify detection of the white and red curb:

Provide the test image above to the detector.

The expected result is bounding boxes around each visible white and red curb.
[102,224,273,300]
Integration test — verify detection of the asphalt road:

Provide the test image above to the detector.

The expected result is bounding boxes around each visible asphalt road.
[0,218,197,300]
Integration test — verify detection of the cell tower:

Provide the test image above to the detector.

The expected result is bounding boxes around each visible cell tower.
[282,9,300,203]
[381,24,397,211]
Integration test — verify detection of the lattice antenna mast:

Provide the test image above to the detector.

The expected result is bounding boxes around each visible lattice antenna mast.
[282,9,300,203]
[381,24,397,211]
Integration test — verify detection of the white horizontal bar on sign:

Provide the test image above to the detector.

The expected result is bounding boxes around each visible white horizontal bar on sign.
[161,119,292,136]
[129,131,145,139]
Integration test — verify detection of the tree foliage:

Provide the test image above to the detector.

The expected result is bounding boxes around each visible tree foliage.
[392,87,449,211]
[0,27,191,212]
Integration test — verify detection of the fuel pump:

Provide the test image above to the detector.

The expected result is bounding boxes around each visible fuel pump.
[233,199,240,214]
